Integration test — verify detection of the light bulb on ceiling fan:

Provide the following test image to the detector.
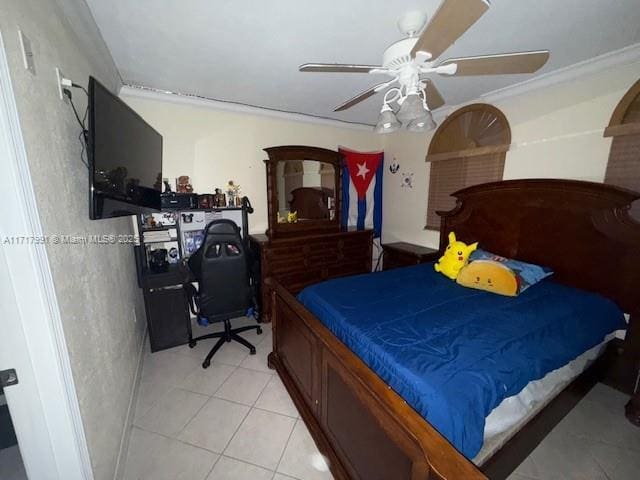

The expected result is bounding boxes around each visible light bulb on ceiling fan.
[374,103,400,134]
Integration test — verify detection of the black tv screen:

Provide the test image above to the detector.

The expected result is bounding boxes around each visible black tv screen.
[88,77,162,219]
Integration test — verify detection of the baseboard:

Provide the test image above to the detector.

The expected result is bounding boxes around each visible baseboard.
[113,328,147,480]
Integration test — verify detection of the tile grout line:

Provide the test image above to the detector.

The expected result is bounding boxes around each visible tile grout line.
[217,374,287,470]
[202,450,223,480]
[220,363,275,456]
[217,452,277,476]
[272,417,300,479]
[250,366,280,408]
[172,387,215,441]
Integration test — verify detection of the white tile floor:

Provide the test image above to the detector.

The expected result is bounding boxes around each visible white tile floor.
[506,383,640,480]
[124,318,334,480]
[124,318,640,480]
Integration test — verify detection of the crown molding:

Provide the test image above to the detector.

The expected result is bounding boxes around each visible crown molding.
[119,85,375,132]
[481,42,640,104]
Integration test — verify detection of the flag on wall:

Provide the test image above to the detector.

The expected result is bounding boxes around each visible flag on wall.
[339,147,383,238]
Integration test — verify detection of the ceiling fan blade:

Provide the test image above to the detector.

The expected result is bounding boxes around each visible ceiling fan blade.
[411,0,489,60]
[334,80,395,112]
[299,63,383,73]
[424,81,445,110]
[438,50,550,75]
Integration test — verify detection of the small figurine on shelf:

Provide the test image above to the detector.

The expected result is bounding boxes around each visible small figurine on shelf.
[176,176,193,193]
[227,180,242,207]
[214,188,226,208]
[287,211,298,223]
[277,211,286,224]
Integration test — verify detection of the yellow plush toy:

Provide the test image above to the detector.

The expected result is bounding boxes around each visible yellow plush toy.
[434,232,478,280]
[456,260,519,296]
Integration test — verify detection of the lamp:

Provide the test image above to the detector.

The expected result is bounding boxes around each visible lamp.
[374,104,400,134]
[407,109,436,133]
[396,91,426,123]
[372,85,437,134]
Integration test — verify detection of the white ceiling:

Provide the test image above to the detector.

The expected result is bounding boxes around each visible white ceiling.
[86,0,640,125]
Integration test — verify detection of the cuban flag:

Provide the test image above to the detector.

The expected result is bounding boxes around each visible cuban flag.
[339,147,383,238]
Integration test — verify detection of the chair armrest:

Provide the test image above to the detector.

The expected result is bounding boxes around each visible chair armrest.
[183,283,199,316]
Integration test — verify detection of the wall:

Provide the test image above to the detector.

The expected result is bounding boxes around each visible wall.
[0,1,145,479]
[382,59,640,248]
[121,91,382,234]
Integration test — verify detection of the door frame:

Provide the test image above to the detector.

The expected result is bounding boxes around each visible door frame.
[0,29,93,479]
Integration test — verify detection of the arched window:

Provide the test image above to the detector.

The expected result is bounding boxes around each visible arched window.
[425,104,511,229]
[603,79,640,218]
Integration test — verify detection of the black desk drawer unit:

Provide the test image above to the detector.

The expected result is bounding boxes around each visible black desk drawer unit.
[143,285,190,352]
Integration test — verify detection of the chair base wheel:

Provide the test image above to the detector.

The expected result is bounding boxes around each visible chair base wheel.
[189,341,196,348]
[256,327,263,335]
[202,360,210,369]
[249,347,256,355]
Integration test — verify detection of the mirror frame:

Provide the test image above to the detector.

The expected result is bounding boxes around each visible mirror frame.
[264,145,343,239]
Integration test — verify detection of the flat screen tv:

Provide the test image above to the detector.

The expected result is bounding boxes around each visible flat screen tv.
[88,76,162,219]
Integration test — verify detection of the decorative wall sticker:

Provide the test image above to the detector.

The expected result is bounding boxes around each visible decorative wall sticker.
[401,172,414,188]
[389,157,400,174]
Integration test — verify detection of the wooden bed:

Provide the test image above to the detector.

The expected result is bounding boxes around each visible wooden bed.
[266,179,640,480]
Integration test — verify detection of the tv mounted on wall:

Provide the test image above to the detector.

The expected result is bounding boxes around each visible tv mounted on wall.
[88,76,162,219]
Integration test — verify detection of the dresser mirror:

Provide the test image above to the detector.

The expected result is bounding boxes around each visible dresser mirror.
[276,160,336,221]
[264,146,343,238]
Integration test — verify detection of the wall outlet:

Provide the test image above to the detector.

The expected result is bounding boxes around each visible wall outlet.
[55,67,73,101]
[55,67,65,100]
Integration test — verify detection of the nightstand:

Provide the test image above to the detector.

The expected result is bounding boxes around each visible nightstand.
[382,242,439,271]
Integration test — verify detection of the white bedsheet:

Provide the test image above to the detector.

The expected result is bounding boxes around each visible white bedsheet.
[473,331,621,465]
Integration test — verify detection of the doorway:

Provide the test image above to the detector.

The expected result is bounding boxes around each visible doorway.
[0,28,93,479]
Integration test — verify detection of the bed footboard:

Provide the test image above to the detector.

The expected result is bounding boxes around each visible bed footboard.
[266,279,486,480]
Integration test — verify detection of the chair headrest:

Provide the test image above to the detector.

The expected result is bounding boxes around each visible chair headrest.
[205,219,239,237]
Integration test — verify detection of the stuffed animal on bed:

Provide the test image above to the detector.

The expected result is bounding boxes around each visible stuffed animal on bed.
[434,232,478,280]
[456,260,520,296]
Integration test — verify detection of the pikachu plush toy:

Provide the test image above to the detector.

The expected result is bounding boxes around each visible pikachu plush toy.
[434,232,478,280]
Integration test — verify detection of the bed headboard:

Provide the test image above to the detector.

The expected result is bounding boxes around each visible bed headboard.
[438,179,640,317]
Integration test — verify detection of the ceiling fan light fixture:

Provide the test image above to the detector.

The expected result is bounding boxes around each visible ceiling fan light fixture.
[396,92,426,123]
[374,104,400,134]
[407,110,436,133]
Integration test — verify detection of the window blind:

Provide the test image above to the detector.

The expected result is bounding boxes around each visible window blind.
[425,104,510,230]
[604,81,640,219]
[426,153,505,229]
[604,134,640,219]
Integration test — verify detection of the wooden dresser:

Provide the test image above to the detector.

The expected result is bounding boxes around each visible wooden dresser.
[250,229,372,322]
[250,144,376,323]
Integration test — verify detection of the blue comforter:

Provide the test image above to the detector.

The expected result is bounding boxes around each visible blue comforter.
[297,263,625,458]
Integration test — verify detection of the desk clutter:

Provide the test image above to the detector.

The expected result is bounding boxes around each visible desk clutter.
[160,177,245,210]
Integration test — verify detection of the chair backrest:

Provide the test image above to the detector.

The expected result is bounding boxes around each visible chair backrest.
[187,219,252,321]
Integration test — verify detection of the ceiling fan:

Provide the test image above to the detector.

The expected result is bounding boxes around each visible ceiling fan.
[299,0,550,133]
